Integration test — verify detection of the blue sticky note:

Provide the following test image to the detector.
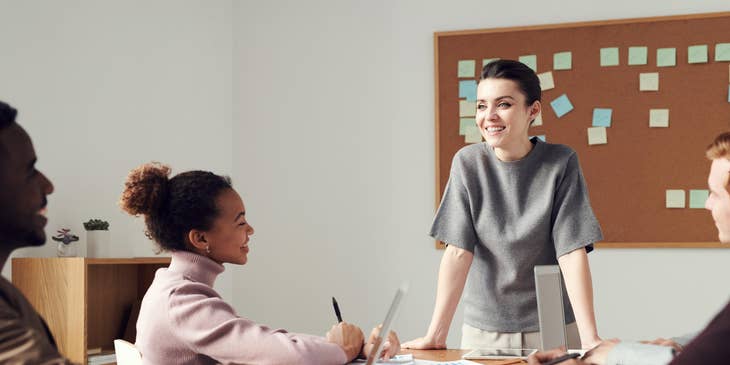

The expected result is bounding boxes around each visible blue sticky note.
[550,94,574,118]
[592,108,612,127]
[458,80,477,101]
[689,189,709,209]
[530,135,546,142]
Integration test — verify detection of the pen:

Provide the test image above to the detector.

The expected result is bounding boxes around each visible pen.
[542,352,580,365]
[332,297,343,323]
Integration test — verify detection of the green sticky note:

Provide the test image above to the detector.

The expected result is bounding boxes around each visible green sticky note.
[553,52,572,70]
[482,58,499,67]
[458,60,476,78]
[532,113,543,127]
[715,43,730,61]
[639,72,659,91]
[688,45,708,64]
[460,119,478,136]
[519,55,537,71]
[464,128,482,143]
[459,100,476,117]
[628,46,648,65]
[649,109,669,128]
[666,189,685,209]
[657,48,676,67]
[587,127,607,145]
[600,47,619,66]
[689,189,709,209]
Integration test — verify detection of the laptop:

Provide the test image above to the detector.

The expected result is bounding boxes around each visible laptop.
[534,265,568,351]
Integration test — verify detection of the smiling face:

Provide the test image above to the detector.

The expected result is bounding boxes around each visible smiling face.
[476,78,540,160]
[0,123,54,249]
[705,157,730,243]
[202,188,254,265]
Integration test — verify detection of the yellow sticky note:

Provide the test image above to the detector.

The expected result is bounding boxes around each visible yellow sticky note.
[459,100,476,117]
[639,73,659,91]
[587,127,607,145]
[538,71,555,90]
[465,129,483,143]
[649,109,669,127]
[532,113,543,127]
[458,60,476,78]
[666,189,685,208]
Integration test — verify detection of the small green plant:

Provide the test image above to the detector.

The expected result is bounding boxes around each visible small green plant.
[52,229,79,245]
[83,219,109,231]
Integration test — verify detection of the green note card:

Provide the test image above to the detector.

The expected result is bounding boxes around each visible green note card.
[715,43,730,61]
[657,48,676,67]
[688,45,708,64]
[587,127,607,145]
[689,189,709,209]
[600,47,619,66]
[464,128,482,143]
[628,46,648,65]
[459,100,476,117]
[519,55,537,71]
[666,189,685,209]
[649,109,669,128]
[458,60,476,78]
[482,58,499,67]
[460,120,478,136]
[639,72,659,91]
[532,113,543,127]
[553,52,572,70]
[538,71,555,90]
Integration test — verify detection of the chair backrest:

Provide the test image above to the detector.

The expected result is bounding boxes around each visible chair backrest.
[114,339,142,365]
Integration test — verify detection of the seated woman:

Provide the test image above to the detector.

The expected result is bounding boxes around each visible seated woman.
[120,162,397,365]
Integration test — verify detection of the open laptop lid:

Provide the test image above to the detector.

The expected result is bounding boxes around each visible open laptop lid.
[534,265,567,351]
[364,284,408,365]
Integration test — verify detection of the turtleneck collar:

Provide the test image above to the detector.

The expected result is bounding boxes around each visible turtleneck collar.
[167,250,225,287]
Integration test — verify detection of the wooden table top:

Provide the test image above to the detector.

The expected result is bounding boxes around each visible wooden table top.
[401,349,528,364]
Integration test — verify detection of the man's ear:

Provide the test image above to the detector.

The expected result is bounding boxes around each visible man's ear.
[188,229,208,251]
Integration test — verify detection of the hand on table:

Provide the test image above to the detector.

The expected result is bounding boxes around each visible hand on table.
[363,324,400,360]
[326,322,365,362]
[401,335,446,350]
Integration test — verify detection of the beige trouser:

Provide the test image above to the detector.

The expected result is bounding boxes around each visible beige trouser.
[461,322,581,350]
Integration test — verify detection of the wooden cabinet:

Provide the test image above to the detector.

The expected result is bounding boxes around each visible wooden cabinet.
[12,257,170,364]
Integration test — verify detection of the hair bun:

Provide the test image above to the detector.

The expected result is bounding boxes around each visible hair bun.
[120,162,171,216]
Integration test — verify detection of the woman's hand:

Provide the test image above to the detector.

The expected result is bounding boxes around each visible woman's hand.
[400,336,446,350]
[363,324,400,360]
[326,322,365,362]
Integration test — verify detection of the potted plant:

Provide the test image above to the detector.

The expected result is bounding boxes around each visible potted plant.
[52,228,80,257]
[84,219,110,258]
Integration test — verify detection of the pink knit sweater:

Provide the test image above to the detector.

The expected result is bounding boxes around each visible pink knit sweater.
[135,251,347,365]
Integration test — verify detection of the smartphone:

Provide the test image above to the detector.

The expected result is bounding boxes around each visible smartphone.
[462,348,538,360]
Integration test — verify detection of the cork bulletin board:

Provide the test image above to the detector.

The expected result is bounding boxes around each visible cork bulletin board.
[434,12,730,249]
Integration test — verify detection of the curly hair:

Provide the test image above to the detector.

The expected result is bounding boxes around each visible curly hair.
[0,100,17,130]
[706,132,730,161]
[120,162,232,252]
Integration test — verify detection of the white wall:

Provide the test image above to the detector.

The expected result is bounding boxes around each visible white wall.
[0,0,235,297]
[232,0,730,347]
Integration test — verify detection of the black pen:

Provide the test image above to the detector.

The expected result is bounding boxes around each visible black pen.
[543,352,580,365]
[332,297,343,323]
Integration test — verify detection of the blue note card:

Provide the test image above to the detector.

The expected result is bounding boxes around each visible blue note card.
[592,108,612,127]
[550,94,574,118]
[459,80,477,101]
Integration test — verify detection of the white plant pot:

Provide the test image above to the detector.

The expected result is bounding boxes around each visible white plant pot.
[86,230,110,258]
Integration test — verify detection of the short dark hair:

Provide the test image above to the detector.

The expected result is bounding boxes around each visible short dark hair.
[0,101,17,130]
[120,163,233,252]
[481,59,541,106]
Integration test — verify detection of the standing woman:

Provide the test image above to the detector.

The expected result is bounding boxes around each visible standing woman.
[403,60,603,351]
[120,163,396,365]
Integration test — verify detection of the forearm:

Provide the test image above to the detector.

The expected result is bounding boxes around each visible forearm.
[425,245,473,343]
[558,248,599,348]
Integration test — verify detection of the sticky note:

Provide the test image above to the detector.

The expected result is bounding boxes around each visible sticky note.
[553,52,572,70]
[649,109,669,127]
[465,129,482,143]
[666,189,685,208]
[530,135,546,142]
[459,100,476,117]
[482,58,499,67]
[688,45,708,64]
[689,189,709,209]
[628,46,648,65]
[532,113,543,127]
[519,55,537,71]
[587,127,607,145]
[639,72,659,91]
[592,108,612,127]
[538,71,555,90]
[657,48,676,67]
[459,80,477,101]
[600,47,619,66]
[460,120,478,136]
[715,43,730,61]
[727,85,730,103]
[550,94,574,118]
[458,60,476,78]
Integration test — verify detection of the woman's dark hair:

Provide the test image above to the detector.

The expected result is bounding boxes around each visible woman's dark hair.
[0,101,17,130]
[120,162,233,252]
[481,59,541,105]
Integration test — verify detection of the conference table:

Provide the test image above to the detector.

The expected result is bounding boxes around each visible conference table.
[402,349,528,364]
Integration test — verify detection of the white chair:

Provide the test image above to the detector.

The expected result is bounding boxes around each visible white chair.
[114,339,142,365]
